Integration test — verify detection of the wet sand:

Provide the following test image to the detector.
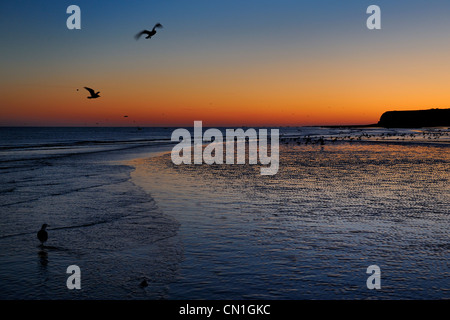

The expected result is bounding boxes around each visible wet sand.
[130,142,449,299]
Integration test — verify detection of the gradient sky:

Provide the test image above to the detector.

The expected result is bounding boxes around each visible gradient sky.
[2,0,450,126]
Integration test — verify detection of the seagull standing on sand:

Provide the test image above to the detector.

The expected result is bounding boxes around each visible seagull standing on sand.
[37,224,48,246]
[135,23,163,40]
[84,87,101,99]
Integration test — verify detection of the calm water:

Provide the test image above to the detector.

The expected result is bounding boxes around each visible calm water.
[0,127,180,299]
[131,141,449,299]
[0,127,449,299]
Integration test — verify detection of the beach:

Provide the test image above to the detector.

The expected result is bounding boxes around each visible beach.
[0,127,449,299]
[131,137,449,299]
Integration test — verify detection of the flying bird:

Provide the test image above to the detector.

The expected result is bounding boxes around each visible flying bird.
[135,23,163,40]
[37,224,48,246]
[84,87,101,99]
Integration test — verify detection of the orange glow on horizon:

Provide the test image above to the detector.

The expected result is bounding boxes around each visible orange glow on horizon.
[2,41,450,127]
[3,1,450,127]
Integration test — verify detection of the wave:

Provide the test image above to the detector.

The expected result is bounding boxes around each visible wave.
[0,178,129,207]
[0,140,176,165]
[0,217,124,240]
[0,137,172,151]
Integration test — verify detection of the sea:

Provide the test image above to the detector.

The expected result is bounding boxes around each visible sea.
[0,126,448,299]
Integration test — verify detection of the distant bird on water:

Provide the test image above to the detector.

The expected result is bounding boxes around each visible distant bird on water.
[135,23,163,40]
[37,224,48,246]
[139,279,149,288]
[84,87,101,99]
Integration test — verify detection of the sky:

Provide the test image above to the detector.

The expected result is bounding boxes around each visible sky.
[1,0,450,126]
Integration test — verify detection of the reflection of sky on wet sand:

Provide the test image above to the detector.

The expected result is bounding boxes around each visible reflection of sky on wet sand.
[131,142,449,299]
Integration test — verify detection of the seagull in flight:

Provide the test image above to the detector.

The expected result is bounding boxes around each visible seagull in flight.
[135,23,163,40]
[84,87,100,99]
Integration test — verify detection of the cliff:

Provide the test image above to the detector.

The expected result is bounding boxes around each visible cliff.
[378,108,450,128]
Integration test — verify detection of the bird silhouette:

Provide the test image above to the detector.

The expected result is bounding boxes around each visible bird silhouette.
[135,23,163,40]
[84,87,100,99]
[139,279,149,288]
[37,224,48,246]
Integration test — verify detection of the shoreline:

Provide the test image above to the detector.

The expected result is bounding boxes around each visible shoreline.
[0,138,183,300]
[1,128,448,299]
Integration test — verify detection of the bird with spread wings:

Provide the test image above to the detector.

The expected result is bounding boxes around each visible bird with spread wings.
[84,87,100,99]
[135,23,163,40]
